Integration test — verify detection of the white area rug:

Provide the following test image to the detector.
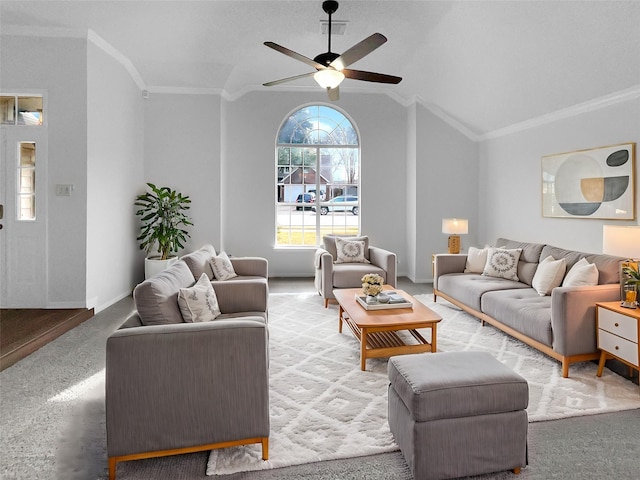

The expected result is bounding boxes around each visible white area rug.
[206,293,640,476]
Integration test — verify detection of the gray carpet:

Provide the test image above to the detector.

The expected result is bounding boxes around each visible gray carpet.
[1,293,639,480]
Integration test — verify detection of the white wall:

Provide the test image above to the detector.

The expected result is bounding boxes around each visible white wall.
[1,35,89,307]
[405,103,418,281]
[414,104,479,282]
[143,93,222,257]
[86,41,144,311]
[221,91,408,277]
[478,97,640,254]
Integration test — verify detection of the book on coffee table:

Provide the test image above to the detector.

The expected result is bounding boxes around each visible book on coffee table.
[355,292,413,310]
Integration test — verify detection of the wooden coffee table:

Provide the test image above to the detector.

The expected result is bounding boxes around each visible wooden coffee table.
[333,286,442,371]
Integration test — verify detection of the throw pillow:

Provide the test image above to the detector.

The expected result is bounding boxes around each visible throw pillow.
[464,247,488,273]
[532,255,567,296]
[562,258,599,287]
[482,247,522,281]
[177,273,221,322]
[335,237,370,264]
[210,251,238,280]
[323,235,370,261]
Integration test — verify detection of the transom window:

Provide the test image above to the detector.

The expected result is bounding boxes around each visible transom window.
[276,105,360,247]
[1,95,43,125]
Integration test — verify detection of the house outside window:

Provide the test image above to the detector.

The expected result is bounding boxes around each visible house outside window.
[276,105,360,247]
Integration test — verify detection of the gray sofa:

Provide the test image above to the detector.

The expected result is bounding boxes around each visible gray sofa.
[434,238,623,378]
[106,245,269,479]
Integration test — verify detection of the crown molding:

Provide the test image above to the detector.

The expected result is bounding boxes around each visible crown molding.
[481,85,640,140]
[5,25,636,143]
[87,30,146,91]
[410,96,481,142]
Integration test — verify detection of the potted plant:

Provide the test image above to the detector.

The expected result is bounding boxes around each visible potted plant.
[135,182,193,278]
[622,263,640,308]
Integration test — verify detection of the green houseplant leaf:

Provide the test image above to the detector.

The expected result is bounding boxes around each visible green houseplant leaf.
[135,183,193,260]
[622,264,640,286]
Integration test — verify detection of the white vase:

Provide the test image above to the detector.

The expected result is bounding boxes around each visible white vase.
[144,256,179,279]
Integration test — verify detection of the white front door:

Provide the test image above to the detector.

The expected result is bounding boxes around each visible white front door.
[0,126,48,308]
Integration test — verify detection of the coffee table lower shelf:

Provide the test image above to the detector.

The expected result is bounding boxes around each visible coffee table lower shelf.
[340,311,436,371]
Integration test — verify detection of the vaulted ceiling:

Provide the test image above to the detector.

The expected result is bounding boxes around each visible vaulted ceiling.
[2,0,639,138]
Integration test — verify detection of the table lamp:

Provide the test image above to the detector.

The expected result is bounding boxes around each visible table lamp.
[602,225,640,307]
[442,218,468,254]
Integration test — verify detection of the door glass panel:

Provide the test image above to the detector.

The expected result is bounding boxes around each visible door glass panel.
[1,96,16,125]
[17,97,43,125]
[17,142,36,220]
[0,95,43,125]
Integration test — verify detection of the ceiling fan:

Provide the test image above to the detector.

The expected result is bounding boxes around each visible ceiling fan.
[263,0,402,101]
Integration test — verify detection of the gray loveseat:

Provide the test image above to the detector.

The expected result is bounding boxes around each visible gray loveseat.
[434,238,623,378]
[106,245,269,479]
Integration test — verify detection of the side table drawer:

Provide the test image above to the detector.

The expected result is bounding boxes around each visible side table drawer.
[598,329,639,367]
[597,307,638,341]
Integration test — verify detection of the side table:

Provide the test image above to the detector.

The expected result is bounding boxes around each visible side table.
[595,301,640,378]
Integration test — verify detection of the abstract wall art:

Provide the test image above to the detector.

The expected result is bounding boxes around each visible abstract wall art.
[542,143,636,219]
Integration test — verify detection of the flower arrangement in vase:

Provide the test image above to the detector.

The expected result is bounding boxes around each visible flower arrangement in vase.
[362,273,384,300]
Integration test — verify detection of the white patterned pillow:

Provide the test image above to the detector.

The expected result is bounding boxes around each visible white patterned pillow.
[334,237,370,264]
[209,251,238,281]
[532,255,567,296]
[482,247,522,281]
[177,273,221,322]
[464,247,488,273]
[562,258,599,287]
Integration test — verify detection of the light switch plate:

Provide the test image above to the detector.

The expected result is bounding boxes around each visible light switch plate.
[56,184,74,196]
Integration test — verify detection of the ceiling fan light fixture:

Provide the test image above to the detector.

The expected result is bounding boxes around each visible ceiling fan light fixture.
[313,69,345,89]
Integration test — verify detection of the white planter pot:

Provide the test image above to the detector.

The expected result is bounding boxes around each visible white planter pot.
[144,256,179,279]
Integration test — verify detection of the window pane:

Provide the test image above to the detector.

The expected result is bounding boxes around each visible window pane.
[18,195,35,220]
[17,96,43,125]
[17,142,36,220]
[1,96,16,124]
[278,105,358,146]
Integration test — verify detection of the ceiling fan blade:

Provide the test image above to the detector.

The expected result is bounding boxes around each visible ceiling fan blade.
[263,71,316,87]
[327,86,340,101]
[342,69,402,84]
[264,41,325,70]
[329,33,387,70]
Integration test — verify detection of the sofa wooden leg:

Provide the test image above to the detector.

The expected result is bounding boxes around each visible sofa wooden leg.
[562,360,569,378]
[108,457,117,480]
[324,299,329,308]
[513,467,521,474]
[262,437,269,460]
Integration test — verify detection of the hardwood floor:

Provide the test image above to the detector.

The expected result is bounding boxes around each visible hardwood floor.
[0,308,94,371]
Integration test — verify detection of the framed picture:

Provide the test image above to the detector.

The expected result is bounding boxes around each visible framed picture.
[542,142,636,219]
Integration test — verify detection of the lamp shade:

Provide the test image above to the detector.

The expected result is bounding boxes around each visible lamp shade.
[442,218,468,235]
[313,69,345,89]
[603,225,640,259]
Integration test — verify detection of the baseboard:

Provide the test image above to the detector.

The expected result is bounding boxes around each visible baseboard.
[93,290,133,314]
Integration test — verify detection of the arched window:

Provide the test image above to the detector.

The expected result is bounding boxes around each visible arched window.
[276,105,360,247]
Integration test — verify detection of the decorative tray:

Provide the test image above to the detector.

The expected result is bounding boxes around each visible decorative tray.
[355,293,413,310]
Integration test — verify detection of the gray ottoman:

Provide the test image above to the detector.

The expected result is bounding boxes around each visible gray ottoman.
[388,351,528,479]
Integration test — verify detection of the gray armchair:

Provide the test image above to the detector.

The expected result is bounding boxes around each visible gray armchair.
[315,235,397,307]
